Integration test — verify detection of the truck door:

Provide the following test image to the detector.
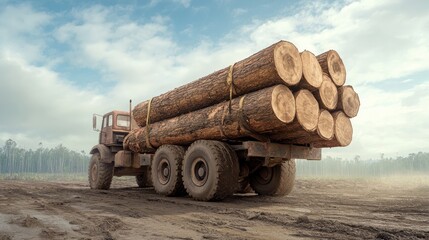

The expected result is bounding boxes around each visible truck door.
[100,114,113,144]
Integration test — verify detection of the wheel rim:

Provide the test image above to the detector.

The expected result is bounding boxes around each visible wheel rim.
[191,157,208,187]
[91,163,98,182]
[157,158,171,185]
[254,167,273,185]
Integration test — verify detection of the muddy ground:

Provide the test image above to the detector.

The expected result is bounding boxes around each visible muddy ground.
[0,176,428,240]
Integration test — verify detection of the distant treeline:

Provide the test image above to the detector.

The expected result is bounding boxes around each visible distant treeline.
[0,139,88,175]
[1,139,428,178]
[297,152,429,177]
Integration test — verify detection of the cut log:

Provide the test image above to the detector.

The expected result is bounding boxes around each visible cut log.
[297,50,323,91]
[291,110,334,144]
[337,85,360,118]
[313,111,352,147]
[317,50,346,87]
[314,74,338,110]
[124,85,296,153]
[268,89,320,141]
[289,89,319,132]
[133,41,302,127]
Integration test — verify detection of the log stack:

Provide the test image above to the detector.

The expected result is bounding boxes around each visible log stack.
[124,41,360,153]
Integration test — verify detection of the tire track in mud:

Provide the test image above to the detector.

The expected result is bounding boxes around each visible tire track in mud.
[139,196,428,240]
[0,182,129,239]
[0,179,428,240]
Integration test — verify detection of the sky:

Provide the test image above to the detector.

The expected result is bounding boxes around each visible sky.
[0,0,428,160]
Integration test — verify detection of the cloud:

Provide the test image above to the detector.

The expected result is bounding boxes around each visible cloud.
[0,4,104,150]
[0,3,52,63]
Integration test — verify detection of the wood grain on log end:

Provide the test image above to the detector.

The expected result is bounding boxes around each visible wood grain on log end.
[271,85,296,124]
[333,111,352,146]
[300,50,323,90]
[295,89,319,132]
[316,74,338,110]
[317,50,346,87]
[338,85,360,118]
[274,41,302,86]
[313,111,352,148]
[317,110,334,140]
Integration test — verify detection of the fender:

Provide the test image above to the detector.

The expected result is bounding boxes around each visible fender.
[90,144,114,163]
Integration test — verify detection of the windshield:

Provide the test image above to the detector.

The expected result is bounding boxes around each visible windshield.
[117,115,130,128]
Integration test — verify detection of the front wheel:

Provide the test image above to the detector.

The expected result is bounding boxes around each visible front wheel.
[88,152,114,190]
[249,159,295,196]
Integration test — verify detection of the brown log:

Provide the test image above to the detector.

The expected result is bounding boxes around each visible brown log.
[317,50,346,87]
[297,50,323,91]
[124,85,296,153]
[337,85,360,118]
[313,111,352,147]
[133,41,302,127]
[314,74,338,110]
[267,89,320,141]
[291,110,334,144]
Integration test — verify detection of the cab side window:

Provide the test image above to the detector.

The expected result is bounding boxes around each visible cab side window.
[103,116,107,128]
[108,115,113,127]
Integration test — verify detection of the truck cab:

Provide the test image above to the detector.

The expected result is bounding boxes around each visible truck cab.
[89,110,152,190]
[94,111,131,150]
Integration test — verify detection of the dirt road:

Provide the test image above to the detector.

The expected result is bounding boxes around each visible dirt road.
[0,176,428,240]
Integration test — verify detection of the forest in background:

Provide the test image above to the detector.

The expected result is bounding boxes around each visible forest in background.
[0,139,428,179]
[0,139,87,176]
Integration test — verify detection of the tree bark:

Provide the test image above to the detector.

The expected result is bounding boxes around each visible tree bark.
[317,50,346,87]
[337,85,360,118]
[133,41,302,127]
[124,85,297,153]
[314,74,338,110]
[313,111,352,147]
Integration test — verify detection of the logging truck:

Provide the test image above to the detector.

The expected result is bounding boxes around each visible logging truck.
[87,40,357,201]
[89,108,321,201]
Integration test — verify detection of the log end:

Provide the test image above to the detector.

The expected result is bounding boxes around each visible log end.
[333,111,353,146]
[317,110,334,140]
[133,100,149,127]
[326,50,346,86]
[271,85,296,123]
[301,50,323,89]
[319,74,338,110]
[295,89,319,132]
[339,86,360,118]
[274,41,303,86]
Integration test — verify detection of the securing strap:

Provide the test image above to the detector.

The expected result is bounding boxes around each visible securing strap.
[237,96,271,142]
[226,63,236,113]
[145,98,155,150]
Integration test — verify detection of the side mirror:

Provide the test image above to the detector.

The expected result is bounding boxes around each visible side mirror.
[93,114,101,132]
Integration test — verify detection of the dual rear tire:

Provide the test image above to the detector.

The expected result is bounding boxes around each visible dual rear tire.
[150,140,239,201]
[182,140,239,201]
[250,160,295,196]
[148,141,296,200]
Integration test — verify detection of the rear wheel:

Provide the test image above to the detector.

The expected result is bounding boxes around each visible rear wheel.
[183,140,239,201]
[136,167,152,188]
[249,159,295,196]
[151,145,185,196]
[88,152,114,190]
